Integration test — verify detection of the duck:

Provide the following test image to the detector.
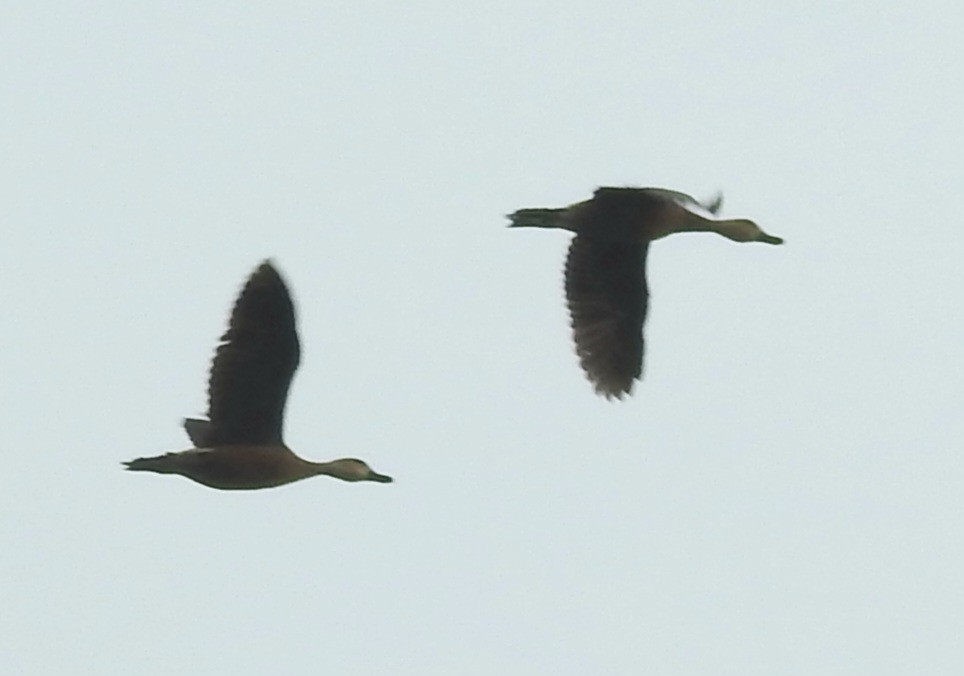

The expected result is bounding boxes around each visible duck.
[508,187,783,399]
[123,261,393,489]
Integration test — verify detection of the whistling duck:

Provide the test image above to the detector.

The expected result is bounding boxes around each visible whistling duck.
[508,187,783,399]
[123,261,393,489]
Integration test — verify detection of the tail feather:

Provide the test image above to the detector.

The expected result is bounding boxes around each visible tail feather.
[123,453,178,474]
[507,208,567,229]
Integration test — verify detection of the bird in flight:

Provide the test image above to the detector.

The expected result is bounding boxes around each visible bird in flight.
[509,187,783,399]
[124,261,393,489]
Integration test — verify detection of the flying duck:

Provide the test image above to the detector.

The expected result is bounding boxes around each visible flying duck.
[508,187,783,399]
[123,261,393,489]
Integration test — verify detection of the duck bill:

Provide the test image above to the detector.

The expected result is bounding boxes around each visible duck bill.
[758,233,784,245]
[369,471,394,483]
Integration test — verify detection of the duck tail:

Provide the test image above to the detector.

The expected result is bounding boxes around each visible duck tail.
[507,207,567,229]
[122,453,176,474]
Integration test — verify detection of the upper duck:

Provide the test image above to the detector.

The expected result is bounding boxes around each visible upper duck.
[508,187,783,399]
[123,261,393,489]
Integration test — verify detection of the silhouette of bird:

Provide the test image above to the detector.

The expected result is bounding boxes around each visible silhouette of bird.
[509,187,783,399]
[123,261,393,489]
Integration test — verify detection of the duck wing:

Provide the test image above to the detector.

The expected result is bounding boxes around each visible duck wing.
[564,235,649,399]
[637,187,724,216]
[193,261,302,446]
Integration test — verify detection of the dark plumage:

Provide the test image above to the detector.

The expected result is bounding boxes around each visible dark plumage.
[201,262,300,446]
[123,261,393,489]
[509,187,783,399]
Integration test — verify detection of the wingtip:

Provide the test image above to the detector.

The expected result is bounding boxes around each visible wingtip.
[249,259,290,285]
[592,380,635,401]
[706,191,724,214]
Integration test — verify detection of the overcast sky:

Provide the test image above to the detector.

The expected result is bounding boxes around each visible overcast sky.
[3,2,963,674]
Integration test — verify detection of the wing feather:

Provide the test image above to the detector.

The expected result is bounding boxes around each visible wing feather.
[198,261,301,446]
[564,236,649,399]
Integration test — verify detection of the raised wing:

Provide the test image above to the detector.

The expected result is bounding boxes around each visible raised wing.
[564,235,649,399]
[637,187,723,216]
[200,261,301,446]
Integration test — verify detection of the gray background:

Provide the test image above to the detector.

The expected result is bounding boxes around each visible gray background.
[2,1,962,674]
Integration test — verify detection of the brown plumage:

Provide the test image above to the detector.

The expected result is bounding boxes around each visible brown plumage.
[123,261,393,489]
[509,187,783,399]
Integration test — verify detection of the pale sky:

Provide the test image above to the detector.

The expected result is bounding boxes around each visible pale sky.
[3,2,963,674]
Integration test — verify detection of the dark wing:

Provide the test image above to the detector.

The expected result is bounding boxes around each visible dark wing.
[702,191,723,215]
[200,261,301,446]
[587,188,665,240]
[564,235,649,399]
[622,187,723,214]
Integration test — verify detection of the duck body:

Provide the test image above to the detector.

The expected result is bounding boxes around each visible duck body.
[510,187,732,242]
[125,444,392,490]
[124,261,393,490]
[125,445,312,490]
[509,186,783,399]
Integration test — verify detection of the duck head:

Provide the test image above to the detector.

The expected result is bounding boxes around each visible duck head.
[716,218,784,245]
[324,458,394,483]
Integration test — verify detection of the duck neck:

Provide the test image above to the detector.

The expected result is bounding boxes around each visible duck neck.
[671,212,755,242]
[303,459,340,479]
[707,218,759,242]
[303,459,360,482]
